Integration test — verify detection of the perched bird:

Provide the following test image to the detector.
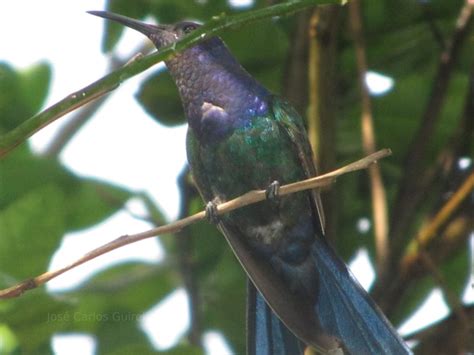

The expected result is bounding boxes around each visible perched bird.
[89,10,412,355]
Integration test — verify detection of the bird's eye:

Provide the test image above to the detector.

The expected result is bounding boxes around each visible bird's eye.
[182,24,197,34]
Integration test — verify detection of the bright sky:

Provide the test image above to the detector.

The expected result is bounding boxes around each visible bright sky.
[0,1,472,354]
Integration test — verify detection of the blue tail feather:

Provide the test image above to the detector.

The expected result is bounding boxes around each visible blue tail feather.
[310,238,412,354]
[247,280,305,355]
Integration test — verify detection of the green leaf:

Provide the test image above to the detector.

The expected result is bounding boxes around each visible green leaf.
[65,178,132,231]
[0,184,66,281]
[390,276,436,327]
[18,62,51,117]
[221,19,289,92]
[439,248,469,297]
[157,344,203,355]
[72,262,178,315]
[138,191,170,227]
[137,72,185,126]
[0,148,132,232]
[1,291,75,353]
[372,72,433,163]
[0,148,75,211]
[0,324,18,354]
[0,63,23,132]
[41,262,181,353]
[188,219,246,353]
[202,246,246,354]
[0,62,51,133]
[95,307,155,354]
[334,172,372,261]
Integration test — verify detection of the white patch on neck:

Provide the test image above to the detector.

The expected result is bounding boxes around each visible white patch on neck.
[201,101,228,121]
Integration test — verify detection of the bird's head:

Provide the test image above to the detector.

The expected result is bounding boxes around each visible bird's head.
[88,11,201,49]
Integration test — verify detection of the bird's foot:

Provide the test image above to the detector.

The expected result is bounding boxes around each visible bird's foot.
[265,180,281,201]
[205,200,220,224]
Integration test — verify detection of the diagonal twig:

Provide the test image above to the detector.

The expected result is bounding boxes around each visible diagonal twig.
[402,169,474,263]
[42,43,154,158]
[377,169,474,316]
[390,0,474,256]
[0,149,391,299]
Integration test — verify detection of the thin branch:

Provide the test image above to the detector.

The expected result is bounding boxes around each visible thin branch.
[402,169,474,263]
[307,5,340,242]
[375,170,474,315]
[417,251,469,330]
[308,10,321,160]
[42,43,154,158]
[0,149,391,299]
[390,0,474,255]
[0,0,339,159]
[378,62,474,280]
[42,95,109,157]
[421,1,447,49]
[282,10,312,116]
[349,0,389,275]
[374,213,473,316]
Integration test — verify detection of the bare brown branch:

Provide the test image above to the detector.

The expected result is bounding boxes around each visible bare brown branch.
[307,5,340,243]
[349,0,389,275]
[282,10,312,116]
[375,171,474,316]
[402,170,474,269]
[390,0,474,256]
[42,43,155,158]
[0,149,391,299]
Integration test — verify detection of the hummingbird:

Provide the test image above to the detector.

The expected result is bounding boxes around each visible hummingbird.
[89,10,411,355]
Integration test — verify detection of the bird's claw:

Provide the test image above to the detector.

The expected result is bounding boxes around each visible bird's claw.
[265,180,280,201]
[205,201,220,224]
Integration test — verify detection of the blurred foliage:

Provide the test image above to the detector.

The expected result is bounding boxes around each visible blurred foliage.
[0,62,51,133]
[1,0,473,354]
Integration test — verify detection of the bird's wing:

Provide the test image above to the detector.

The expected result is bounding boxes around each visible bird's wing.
[186,129,215,200]
[218,220,339,353]
[187,127,337,353]
[270,96,326,234]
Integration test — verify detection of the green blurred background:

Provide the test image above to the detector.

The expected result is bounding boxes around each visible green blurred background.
[0,0,473,354]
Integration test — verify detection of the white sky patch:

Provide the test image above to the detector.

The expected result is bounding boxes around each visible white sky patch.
[348,248,375,291]
[52,333,96,355]
[57,80,188,221]
[228,0,254,9]
[357,217,371,234]
[140,289,190,350]
[365,71,394,96]
[398,289,449,336]
[463,271,474,304]
[458,156,472,170]
[0,1,109,106]
[463,233,474,304]
[47,210,163,292]
[203,331,234,355]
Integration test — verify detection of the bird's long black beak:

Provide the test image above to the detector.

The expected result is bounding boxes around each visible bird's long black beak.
[87,10,167,38]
